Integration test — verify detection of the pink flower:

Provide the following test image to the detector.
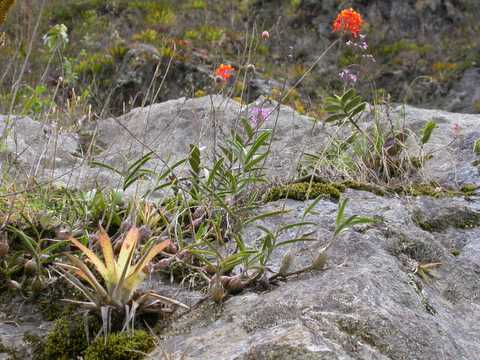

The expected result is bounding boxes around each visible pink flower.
[261,31,270,40]
[452,123,461,136]
[250,106,272,126]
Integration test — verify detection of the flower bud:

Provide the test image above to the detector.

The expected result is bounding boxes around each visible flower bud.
[0,240,9,257]
[209,275,225,303]
[277,250,293,276]
[154,257,174,271]
[7,280,21,291]
[24,259,37,276]
[165,241,177,254]
[261,31,270,40]
[311,250,328,270]
[224,275,246,293]
[246,64,256,73]
[31,276,46,293]
[202,264,217,275]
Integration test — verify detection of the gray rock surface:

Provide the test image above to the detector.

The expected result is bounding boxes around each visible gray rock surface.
[156,190,480,359]
[444,68,480,114]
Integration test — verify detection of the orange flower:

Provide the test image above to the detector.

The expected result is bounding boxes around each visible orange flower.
[215,64,235,81]
[332,8,363,38]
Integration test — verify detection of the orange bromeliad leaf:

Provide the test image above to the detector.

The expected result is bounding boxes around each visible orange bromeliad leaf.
[97,226,117,278]
[130,239,171,279]
[116,227,140,275]
[68,236,108,278]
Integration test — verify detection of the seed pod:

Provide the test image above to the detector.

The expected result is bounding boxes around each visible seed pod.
[165,241,177,254]
[177,249,192,263]
[246,64,256,73]
[0,240,9,257]
[154,257,173,271]
[202,264,217,275]
[224,275,246,293]
[7,280,21,291]
[277,250,294,276]
[311,249,328,270]
[24,259,37,276]
[31,276,45,293]
[209,276,225,303]
[55,226,71,240]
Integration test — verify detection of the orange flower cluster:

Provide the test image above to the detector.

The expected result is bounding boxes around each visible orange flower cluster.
[215,64,235,81]
[332,8,363,38]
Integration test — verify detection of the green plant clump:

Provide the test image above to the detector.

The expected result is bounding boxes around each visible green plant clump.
[83,330,155,360]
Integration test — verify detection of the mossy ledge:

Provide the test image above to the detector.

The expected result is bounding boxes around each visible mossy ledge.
[263,178,478,203]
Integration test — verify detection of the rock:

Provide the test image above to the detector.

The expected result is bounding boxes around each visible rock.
[0,300,52,359]
[443,68,480,113]
[156,189,480,359]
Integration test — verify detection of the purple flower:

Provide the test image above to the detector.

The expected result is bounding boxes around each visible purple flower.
[339,69,358,84]
[250,106,272,126]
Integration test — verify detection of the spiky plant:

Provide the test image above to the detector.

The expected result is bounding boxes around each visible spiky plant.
[56,226,187,315]
[0,0,15,25]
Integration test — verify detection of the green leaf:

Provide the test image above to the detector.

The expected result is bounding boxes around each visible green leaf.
[278,221,316,233]
[348,102,366,118]
[324,114,346,123]
[303,195,324,217]
[188,144,201,175]
[89,161,123,177]
[420,120,437,145]
[341,89,356,105]
[127,151,154,174]
[245,131,271,165]
[244,210,290,225]
[474,139,480,155]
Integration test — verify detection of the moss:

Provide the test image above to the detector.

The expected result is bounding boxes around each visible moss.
[393,183,463,198]
[413,207,480,232]
[387,231,442,263]
[460,184,477,195]
[451,248,460,257]
[30,315,100,360]
[263,182,341,202]
[341,180,386,196]
[263,179,474,203]
[83,330,155,360]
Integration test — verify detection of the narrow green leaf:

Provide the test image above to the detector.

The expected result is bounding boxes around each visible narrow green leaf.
[420,120,437,145]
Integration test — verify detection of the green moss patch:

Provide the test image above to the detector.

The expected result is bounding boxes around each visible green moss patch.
[263,182,342,202]
[263,179,474,203]
[83,330,155,360]
[29,315,100,360]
